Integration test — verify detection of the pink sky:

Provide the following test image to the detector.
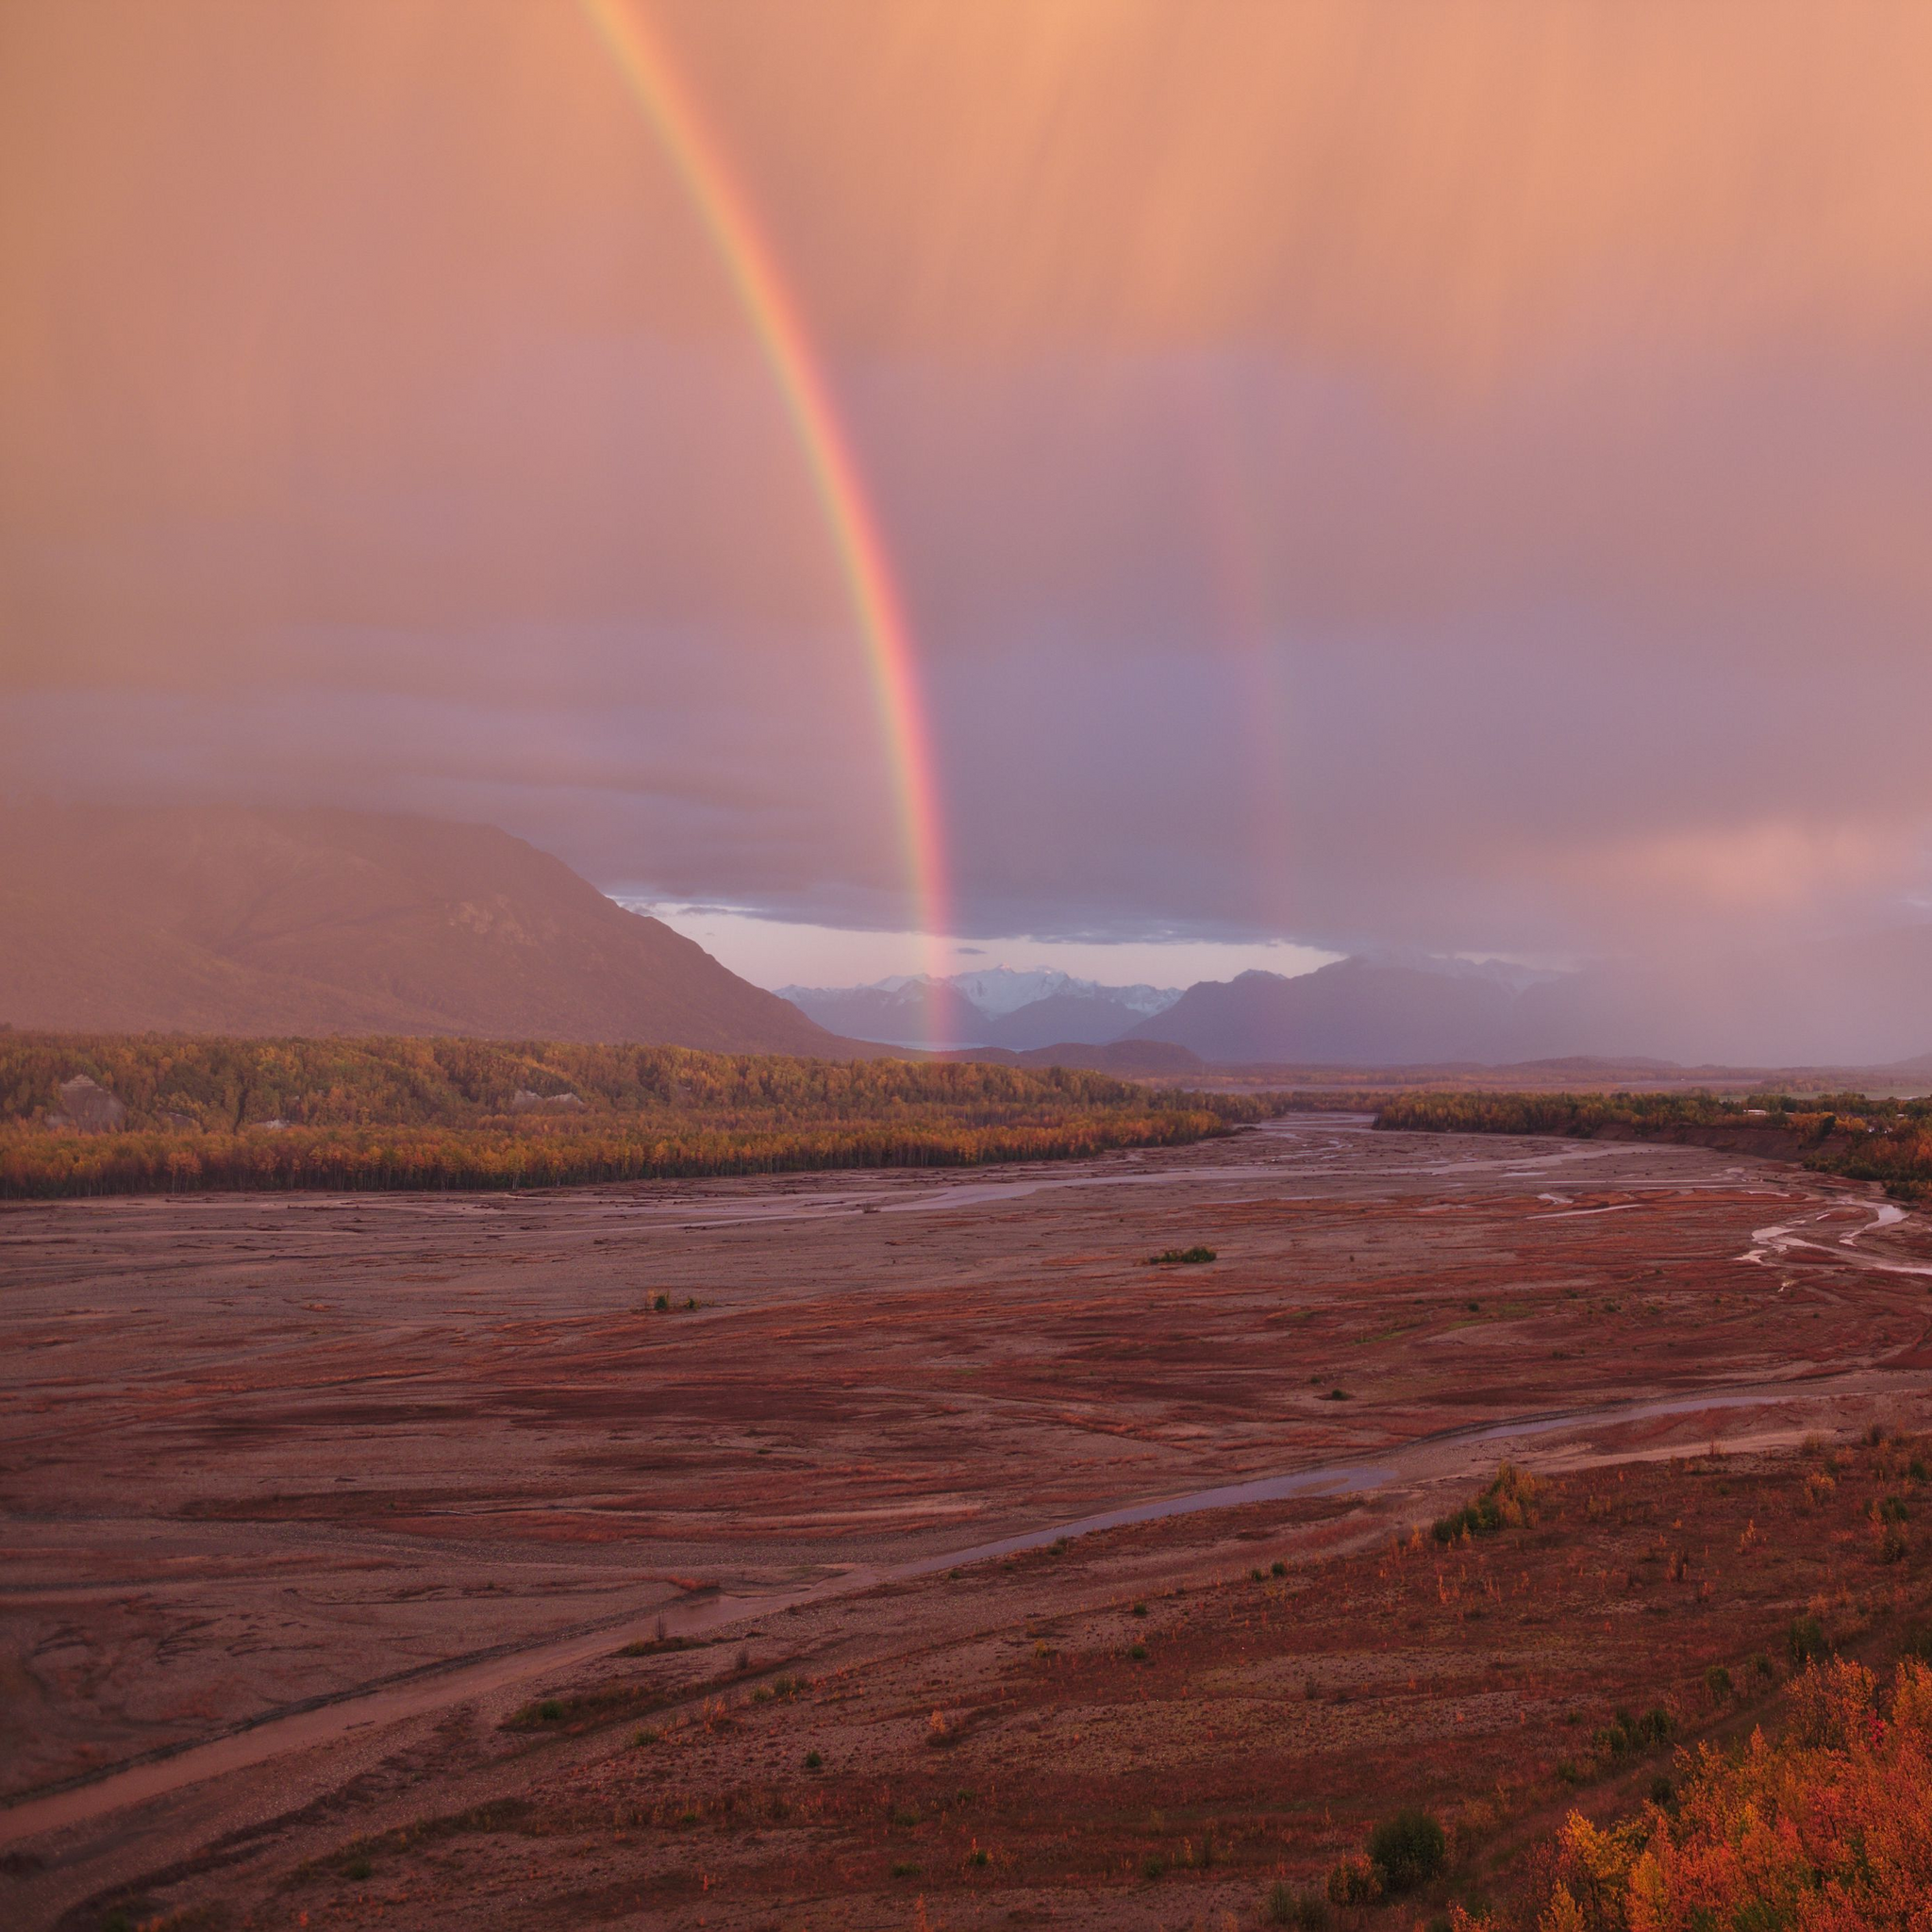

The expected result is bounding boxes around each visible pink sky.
[6,2,1930,976]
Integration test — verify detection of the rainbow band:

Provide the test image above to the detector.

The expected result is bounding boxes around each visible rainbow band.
[580,0,954,1000]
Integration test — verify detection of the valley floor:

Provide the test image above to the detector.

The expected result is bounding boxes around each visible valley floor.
[3,1117,1930,1929]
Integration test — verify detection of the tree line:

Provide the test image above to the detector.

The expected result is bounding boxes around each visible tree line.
[0,1032,1277,1198]
[1374,1089,1932,1199]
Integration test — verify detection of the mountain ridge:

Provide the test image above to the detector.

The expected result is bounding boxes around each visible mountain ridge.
[1125,942,1932,1069]
[779,966,1180,1050]
[0,803,854,1053]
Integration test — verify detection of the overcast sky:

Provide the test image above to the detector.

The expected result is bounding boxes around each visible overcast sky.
[7,2,1931,986]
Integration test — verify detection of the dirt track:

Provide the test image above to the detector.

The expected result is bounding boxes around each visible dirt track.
[4,1117,1930,1928]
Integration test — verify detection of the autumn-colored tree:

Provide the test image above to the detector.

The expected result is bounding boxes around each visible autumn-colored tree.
[1460,1657,1932,1932]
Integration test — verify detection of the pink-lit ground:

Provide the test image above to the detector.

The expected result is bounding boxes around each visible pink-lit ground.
[4,1118,1929,1927]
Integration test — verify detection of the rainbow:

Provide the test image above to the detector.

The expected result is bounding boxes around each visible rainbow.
[579,0,955,1006]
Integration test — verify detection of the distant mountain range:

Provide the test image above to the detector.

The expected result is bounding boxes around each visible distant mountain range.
[5,801,1925,1074]
[788,941,1932,1072]
[777,967,1180,1050]
[0,804,848,1053]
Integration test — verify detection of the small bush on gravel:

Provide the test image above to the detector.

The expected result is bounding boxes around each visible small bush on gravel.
[1432,1462,1541,1543]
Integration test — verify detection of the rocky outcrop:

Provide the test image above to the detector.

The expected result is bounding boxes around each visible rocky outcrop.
[44,1074,126,1132]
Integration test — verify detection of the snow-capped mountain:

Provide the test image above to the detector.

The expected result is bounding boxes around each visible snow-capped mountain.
[777,968,1182,1050]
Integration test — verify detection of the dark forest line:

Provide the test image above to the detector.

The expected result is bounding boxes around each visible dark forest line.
[1374,1089,1932,1198]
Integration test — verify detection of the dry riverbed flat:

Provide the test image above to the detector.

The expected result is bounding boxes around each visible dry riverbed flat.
[3,1116,1930,1929]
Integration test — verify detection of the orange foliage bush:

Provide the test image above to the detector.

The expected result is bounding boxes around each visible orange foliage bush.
[1477,1657,1932,1931]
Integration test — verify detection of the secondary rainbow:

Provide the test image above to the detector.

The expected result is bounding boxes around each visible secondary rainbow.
[580,0,954,991]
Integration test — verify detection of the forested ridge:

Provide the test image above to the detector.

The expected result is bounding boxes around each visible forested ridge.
[1376,1090,1932,1198]
[0,1033,1275,1197]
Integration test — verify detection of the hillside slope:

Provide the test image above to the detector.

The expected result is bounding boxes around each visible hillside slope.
[1128,958,1518,1064]
[1126,942,1932,1068]
[0,804,847,1052]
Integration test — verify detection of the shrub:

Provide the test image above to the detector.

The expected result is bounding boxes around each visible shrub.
[345,1854,373,1881]
[1326,1855,1383,1906]
[804,1749,823,1770]
[1265,1879,1331,1927]
[1704,1664,1733,1702]
[536,1698,564,1723]
[1131,1600,1148,1617]
[1272,1559,1288,1576]
[1366,1807,1446,1891]
[1432,1461,1541,1543]
[966,1846,990,1867]
[1151,1245,1217,1265]
[1593,1707,1674,1759]
[1323,1388,1353,1401]
[890,1859,923,1878]
[1788,1612,1829,1665]
[1130,1641,1149,1661]
[1141,1851,1170,1879]
[1514,1657,1932,1931]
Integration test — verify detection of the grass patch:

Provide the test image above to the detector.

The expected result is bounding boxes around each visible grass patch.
[289,1799,533,1890]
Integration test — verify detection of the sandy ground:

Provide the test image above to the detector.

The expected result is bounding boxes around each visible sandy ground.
[3,1116,1930,1929]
